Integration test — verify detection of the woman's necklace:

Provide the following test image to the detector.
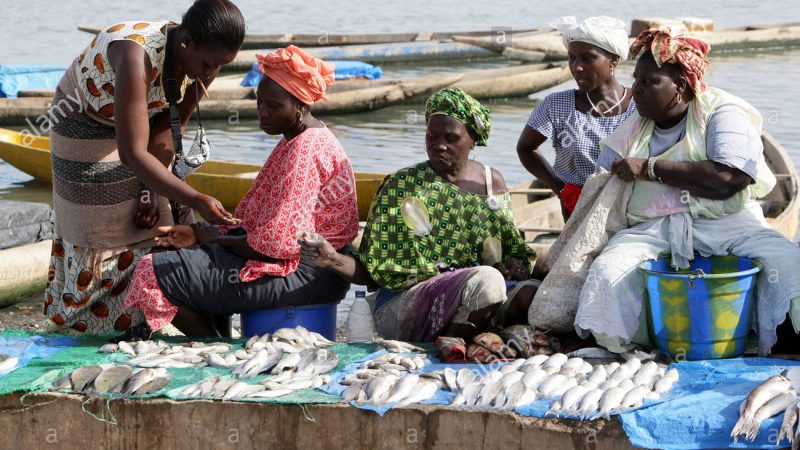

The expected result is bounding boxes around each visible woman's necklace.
[586,86,626,116]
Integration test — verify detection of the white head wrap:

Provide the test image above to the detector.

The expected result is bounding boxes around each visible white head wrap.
[548,16,630,60]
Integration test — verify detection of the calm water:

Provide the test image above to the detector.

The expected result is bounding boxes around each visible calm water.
[1,1,799,324]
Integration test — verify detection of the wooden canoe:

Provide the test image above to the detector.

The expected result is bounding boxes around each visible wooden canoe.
[457,23,800,61]
[0,128,385,221]
[511,132,800,265]
[0,64,570,125]
[78,24,544,50]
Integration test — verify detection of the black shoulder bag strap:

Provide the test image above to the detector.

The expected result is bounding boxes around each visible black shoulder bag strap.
[163,27,189,224]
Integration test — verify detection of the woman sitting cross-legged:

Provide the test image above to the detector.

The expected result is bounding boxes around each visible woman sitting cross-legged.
[299,88,535,342]
[124,46,359,337]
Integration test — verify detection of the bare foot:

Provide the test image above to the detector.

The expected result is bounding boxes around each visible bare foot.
[134,187,160,229]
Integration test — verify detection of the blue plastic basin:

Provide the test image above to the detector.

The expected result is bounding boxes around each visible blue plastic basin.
[241,303,339,340]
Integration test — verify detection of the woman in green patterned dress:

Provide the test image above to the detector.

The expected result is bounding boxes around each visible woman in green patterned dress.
[299,88,534,341]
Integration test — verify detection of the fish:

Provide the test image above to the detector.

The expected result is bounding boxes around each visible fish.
[244,335,260,350]
[567,347,619,361]
[605,362,621,374]
[135,370,173,395]
[561,357,585,372]
[559,384,591,414]
[546,400,562,417]
[247,388,293,399]
[653,375,677,395]
[618,379,634,391]
[541,353,568,371]
[521,368,548,391]
[308,331,336,347]
[524,354,550,367]
[732,375,793,441]
[621,357,642,375]
[297,348,339,375]
[586,365,608,386]
[0,354,18,372]
[272,327,303,343]
[577,388,604,419]
[504,381,534,409]
[383,375,420,405]
[70,365,104,392]
[608,364,635,382]
[120,369,156,396]
[223,381,264,400]
[456,368,478,390]
[549,377,578,399]
[743,390,798,442]
[617,385,650,412]
[211,378,240,399]
[377,339,425,353]
[443,368,458,392]
[501,371,524,389]
[394,381,438,408]
[234,350,254,360]
[51,373,73,391]
[224,353,238,366]
[207,353,231,368]
[599,379,622,390]
[91,365,133,393]
[478,380,504,407]
[365,375,398,404]
[271,352,302,374]
[597,387,626,419]
[343,382,365,402]
[450,392,466,407]
[117,341,136,356]
[462,382,484,407]
[537,374,569,398]
[197,376,221,397]
[778,401,798,447]
[793,401,800,450]
[632,361,659,386]
[98,343,118,354]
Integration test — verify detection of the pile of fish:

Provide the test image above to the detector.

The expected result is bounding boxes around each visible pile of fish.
[176,327,339,400]
[52,364,173,396]
[340,345,433,406]
[731,370,800,445]
[417,352,680,417]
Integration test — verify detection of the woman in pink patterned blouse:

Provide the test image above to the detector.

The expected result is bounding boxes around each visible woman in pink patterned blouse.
[124,46,359,337]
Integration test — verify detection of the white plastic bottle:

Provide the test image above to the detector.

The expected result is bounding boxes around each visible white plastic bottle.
[346,291,375,343]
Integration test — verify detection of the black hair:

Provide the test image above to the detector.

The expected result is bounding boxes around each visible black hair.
[181,0,245,52]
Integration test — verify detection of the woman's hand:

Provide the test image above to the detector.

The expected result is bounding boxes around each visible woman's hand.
[495,258,530,281]
[297,231,338,269]
[611,157,648,182]
[193,194,241,226]
[155,225,197,249]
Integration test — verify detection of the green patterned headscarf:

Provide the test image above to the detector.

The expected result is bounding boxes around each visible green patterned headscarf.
[425,88,492,146]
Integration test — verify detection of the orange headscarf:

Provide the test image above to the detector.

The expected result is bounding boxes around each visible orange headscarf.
[256,45,335,105]
[630,28,710,94]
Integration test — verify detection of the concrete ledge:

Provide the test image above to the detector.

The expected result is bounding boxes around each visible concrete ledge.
[0,392,635,449]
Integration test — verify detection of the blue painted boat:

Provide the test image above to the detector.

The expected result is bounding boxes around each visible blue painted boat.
[0,65,64,98]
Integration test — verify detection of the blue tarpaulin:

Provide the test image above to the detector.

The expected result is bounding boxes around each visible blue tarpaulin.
[0,65,65,98]
[0,334,78,377]
[240,60,383,88]
[319,351,800,448]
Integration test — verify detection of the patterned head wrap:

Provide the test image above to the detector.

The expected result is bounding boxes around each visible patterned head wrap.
[630,28,711,94]
[425,88,492,146]
[549,16,630,60]
[256,45,335,105]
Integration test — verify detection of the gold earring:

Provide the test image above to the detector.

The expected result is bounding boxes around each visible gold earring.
[180,42,187,49]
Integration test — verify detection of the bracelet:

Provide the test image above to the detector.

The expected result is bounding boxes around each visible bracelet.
[646,157,657,181]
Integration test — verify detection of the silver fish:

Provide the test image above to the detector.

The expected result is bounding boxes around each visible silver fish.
[456,368,477,390]
[394,381,437,408]
[98,343,118,354]
[244,335,260,350]
[211,378,239,398]
[501,371,524,389]
[297,349,339,375]
[308,331,336,347]
[522,368,548,391]
[271,352,302,374]
[272,327,303,344]
[537,374,568,398]
[559,384,591,414]
[541,353,568,371]
[197,376,221,397]
[478,380,503,407]
[377,339,425,353]
[343,382,365,402]
[442,368,458,392]
[223,381,264,400]
[247,388,293,399]
[597,387,626,419]
[577,388,604,419]
[501,381,527,409]
[135,370,173,395]
[743,390,797,442]
[365,375,398,404]
[70,365,104,392]
[117,341,136,356]
[586,365,608,386]
[732,375,792,441]
[616,385,650,412]
[207,353,231,368]
[462,382,484,407]
[92,365,133,393]
[561,357,585,372]
[383,375,420,405]
[524,354,550,367]
[632,361,659,386]
[121,369,156,396]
